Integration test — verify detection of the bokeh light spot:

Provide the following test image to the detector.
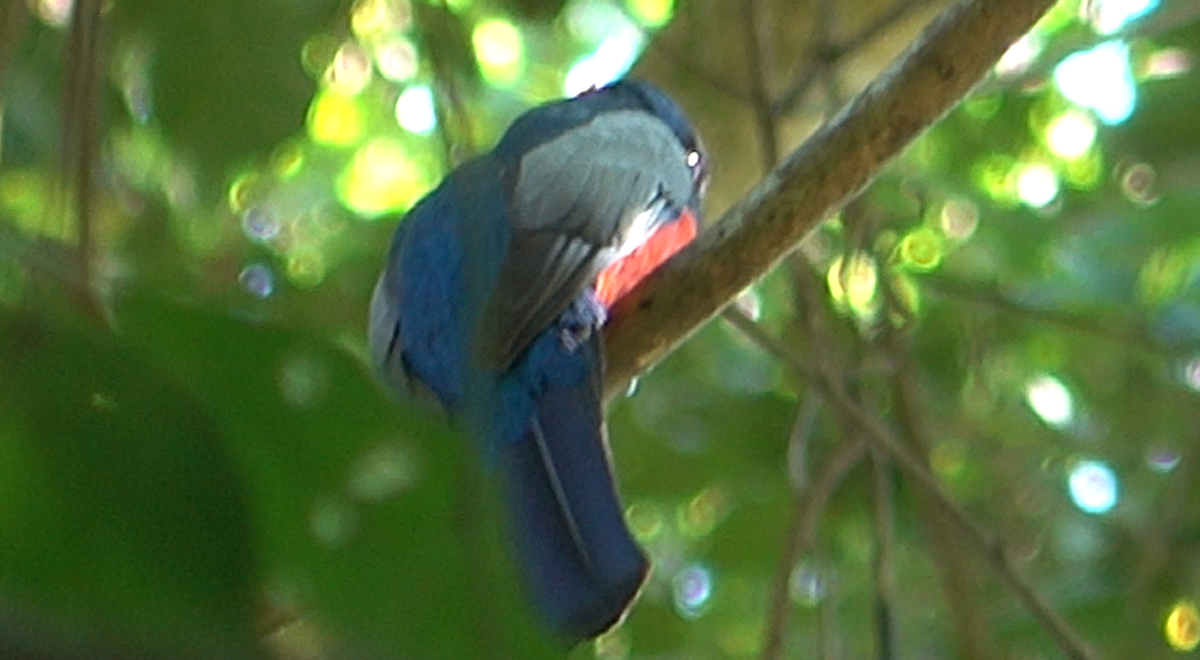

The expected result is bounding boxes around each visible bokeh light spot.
[308,90,365,147]
[301,34,340,77]
[1026,374,1074,428]
[564,26,644,96]
[1063,149,1103,189]
[898,227,944,271]
[788,564,826,605]
[1146,446,1181,473]
[228,171,267,214]
[889,272,921,317]
[238,263,275,298]
[567,0,634,42]
[395,85,438,135]
[349,444,418,501]
[1087,0,1159,35]
[626,501,664,540]
[272,142,306,179]
[1016,162,1060,208]
[326,42,372,94]
[337,137,432,217]
[672,564,713,619]
[473,19,524,86]
[1183,356,1200,392]
[995,33,1043,77]
[1166,600,1200,652]
[734,288,761,321]
[279,353,330,408]
[1045,109,1097,159]
[286,246,328,288]
[940,197,979,239]
[827,252,878,316]
[351,0,409,37]
[1067,459,1118,514]
[974,153,1020,205]
[310,496,358,549]
[376,38,420,82]
[1120,162,1157,206]
[626,0,674,28]
[1054,40,1136,125]
[1143,48,1191,79]
[241,205,281,242]
[677,486,728,538]
[593,628,630,660]
[32,0,71,27]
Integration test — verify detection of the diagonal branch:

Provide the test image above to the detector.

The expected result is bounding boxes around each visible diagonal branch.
[721,307,1101,660]
[602,0,1055,397]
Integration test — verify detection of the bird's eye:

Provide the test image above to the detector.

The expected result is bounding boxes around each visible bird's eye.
[685,148,707,187]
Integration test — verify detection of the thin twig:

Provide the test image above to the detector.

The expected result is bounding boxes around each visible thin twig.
[880,322,994,660]
[760,429,868,660]
[775,0,941,116]
[869,450,896,660]
[648,38,752,103]
[771,62,821,118]
[722,307,1102,660]
[415,1,477,165]
[919,274,1184,353]
[740,0,780,170]
[603,0,1058,397]
[843,0,942,55]
[61,0,105,319]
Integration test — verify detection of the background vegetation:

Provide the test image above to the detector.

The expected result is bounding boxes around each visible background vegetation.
[1,0,1199,658]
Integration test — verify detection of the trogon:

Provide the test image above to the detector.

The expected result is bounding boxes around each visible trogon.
[368,79,707,642]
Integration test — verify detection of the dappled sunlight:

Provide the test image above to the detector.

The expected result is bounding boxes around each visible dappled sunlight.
[1166,600,1200,652]
[827,252,879,318]
[672,564,713,619]
[238,262,275,298]
[395,84,438,135]
[1025,374,1074,428]
[1054,40,1136,125]
[1086,0,1159,35]
[564,26,646,96]
[1067,459,1118,515]
[1044,109,1097,159]
[473,19,525,86]
[337,137,432,217]
[4,0,1200,657]
[1015,161,1060,208]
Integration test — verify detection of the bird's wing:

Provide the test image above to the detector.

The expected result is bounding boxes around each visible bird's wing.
[482,109,693,370]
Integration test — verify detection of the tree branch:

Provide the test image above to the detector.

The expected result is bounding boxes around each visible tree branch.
[761,424,867,660]
[602,0,1055,397]
[722,307,1101,660]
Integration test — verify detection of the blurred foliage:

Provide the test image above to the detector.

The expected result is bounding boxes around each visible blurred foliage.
[2,0,1200,659]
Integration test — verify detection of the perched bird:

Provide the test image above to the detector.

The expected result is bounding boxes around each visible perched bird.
[368,79,707,642]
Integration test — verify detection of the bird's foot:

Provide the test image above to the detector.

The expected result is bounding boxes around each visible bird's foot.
[558,294,607,352]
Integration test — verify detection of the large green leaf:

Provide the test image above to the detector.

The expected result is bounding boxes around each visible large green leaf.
[117,293,559,659]
[0,309,259,658]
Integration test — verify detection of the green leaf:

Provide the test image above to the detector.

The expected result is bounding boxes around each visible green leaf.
[117,294,560,659]
[0,309,259,658]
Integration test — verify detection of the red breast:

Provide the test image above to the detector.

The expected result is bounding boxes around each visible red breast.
[593,209,697,309]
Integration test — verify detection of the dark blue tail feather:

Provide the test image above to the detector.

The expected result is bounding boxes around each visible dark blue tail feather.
[497,337,647,641]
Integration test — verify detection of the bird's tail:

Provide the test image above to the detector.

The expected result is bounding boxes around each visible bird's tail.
[497,347,648,642]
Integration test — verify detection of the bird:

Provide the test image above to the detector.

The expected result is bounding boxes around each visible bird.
[368,79,707,643]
